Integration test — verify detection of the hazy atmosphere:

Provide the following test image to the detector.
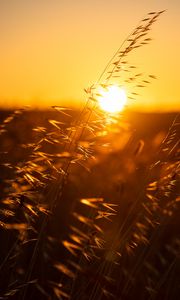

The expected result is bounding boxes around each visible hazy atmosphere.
[0,2,179,300]
[0,0,180,111]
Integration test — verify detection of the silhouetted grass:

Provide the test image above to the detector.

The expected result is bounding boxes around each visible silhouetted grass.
[0,10,179,300]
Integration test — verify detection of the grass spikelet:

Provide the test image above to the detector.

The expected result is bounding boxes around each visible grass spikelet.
[54,262,76,279]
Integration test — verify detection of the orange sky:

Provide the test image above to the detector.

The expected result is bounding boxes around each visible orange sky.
[0,0,180,111]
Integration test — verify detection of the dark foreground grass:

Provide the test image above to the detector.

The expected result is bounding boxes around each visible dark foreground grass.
[0,109,179,300]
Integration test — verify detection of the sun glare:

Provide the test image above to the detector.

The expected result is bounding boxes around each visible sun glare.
[98,85,127,113]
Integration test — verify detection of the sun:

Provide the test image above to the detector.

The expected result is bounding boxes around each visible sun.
[98,85,127,113]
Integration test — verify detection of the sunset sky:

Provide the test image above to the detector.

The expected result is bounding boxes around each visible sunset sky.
[0,0,180,111]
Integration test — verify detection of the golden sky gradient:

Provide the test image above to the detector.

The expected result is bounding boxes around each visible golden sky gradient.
[0,0,180,111]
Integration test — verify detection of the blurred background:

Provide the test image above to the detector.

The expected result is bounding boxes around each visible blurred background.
[0,0,179,111]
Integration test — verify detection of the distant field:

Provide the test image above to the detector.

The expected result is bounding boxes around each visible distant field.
[0,109,179,299]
